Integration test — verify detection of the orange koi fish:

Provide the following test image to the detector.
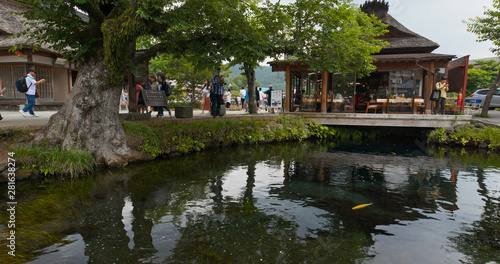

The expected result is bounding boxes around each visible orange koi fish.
[352,203,373,210]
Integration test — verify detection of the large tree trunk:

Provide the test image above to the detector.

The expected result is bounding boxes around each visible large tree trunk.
[34,58,131,166]
[480,68,500,117]
[244,63,257,114]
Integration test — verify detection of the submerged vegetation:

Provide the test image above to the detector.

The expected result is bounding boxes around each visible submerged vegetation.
[0,176,98,263]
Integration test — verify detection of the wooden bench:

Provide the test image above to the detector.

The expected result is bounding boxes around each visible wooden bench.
[292,104,302,112]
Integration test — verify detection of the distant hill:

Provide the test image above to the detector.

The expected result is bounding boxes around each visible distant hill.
[228,65,286,90]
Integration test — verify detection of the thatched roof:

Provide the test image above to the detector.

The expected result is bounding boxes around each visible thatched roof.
[0,0,88,53]
[360,0,440,54]
[0,0,30,49]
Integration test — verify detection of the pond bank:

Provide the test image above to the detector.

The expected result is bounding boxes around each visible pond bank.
[1,110,500,180]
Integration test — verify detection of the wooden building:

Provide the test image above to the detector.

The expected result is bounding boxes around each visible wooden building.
[269,0,469,115]
[0,0,78,109]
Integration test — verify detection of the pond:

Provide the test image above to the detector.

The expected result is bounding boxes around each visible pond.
[2,138,500,263]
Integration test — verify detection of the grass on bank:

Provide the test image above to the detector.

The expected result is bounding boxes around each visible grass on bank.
[7,115,391,178]
[428,125,500,150]
[123,115,310,157]
[12,146,97,178]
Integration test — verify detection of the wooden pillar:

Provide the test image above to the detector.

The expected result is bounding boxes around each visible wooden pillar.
[425,61,435,114]
[460,56,470,112]
[321,71,328,113]
[285,65,291,112]
[128,70,137,113]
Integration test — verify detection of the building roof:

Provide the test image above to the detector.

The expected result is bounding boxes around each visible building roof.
[0,0,29,49]
[360,0,440,54]
[0,0,88,54]
[373,53,455,62]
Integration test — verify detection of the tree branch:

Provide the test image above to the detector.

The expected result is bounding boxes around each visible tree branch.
[132,43,167,64]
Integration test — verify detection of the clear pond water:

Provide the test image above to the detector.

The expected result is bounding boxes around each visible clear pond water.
[3,139,500,263]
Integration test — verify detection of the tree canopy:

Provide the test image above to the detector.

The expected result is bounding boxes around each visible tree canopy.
[13,0,392,164]
[467,60,500,96]
[286,0,388,75]
[465,0,500,116]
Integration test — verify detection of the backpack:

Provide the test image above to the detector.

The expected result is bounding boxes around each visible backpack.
[16,76,31,93]
[165,83,172,96]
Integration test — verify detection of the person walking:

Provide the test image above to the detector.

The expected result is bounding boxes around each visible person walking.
[434,77,449,115]
[240,87,246,111]
[259,87,265,110]
[225,88,232,109]
[0,78,4,121]
[149,75,159,90]
[210,68,226,117]
[201,79,211,114]
[157,73,172,118]
[244,85,249,112]
[265,85,274,112]
[148,75,159,113]
[19,69,46,118]
[255,86,260,110]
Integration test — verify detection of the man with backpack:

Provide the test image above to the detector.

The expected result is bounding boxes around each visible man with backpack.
[19,69,46,118]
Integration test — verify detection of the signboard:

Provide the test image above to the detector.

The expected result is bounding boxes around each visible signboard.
[271,90,282,108]
[464,98,482,104]
[141,90,168,106]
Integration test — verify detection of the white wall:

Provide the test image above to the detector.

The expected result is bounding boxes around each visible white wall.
[0,55,27,63]
[33,55,55,66]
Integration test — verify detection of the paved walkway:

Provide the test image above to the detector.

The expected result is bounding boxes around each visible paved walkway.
[0,108,279,130]
[1,108,499,130]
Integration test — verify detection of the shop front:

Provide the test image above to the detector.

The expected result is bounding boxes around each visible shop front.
[270,0,469,115]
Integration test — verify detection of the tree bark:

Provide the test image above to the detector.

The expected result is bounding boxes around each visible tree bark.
[244,62,257,114]
[480,68,500,117]
[34,58,131,166]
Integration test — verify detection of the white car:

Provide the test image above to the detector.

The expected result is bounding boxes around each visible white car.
[470,88,500,109]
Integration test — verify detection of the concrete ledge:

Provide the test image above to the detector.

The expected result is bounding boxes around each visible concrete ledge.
[175,106,193,118]
[284,113,474,128]
[0,102,64,111]
[119,113,151,121]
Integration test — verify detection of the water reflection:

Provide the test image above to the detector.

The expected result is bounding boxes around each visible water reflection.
[19,141,500,263]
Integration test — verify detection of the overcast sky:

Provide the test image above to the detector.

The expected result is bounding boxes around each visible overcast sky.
[272,0,497,60]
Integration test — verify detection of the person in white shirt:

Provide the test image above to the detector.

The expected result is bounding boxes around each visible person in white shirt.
[259,88,265,110]
[201,79,211,114]
[240,87,246,111]
[19,69,46,118]
[225,88,232,109]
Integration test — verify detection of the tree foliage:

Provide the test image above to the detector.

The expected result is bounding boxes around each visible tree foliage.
[287,0,388,76]
[465,0,500,116]
[229,75,261,91]
[467,60,500,96]
[13,0,393,163]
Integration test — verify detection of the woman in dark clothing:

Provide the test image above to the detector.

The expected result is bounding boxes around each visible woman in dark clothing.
[157,73,172,118]
[255,87,260,109]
